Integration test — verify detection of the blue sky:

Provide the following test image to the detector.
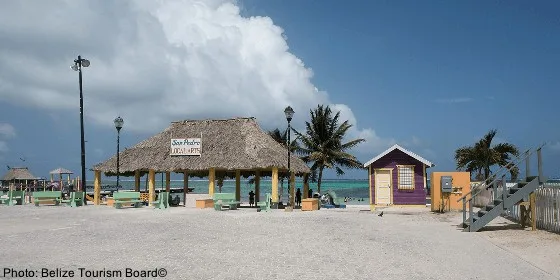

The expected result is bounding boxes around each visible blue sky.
[0,0,559,181]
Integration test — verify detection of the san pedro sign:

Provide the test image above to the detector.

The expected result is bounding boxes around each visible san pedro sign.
[170,138,201,156]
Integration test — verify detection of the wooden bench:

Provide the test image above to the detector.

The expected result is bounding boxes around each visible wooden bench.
[213,193,240,211]
[0,190,25,206]
[61,191,85,207]
[113,192,144,209]
[33,191,62,206]
[152,192,169,209]
[256,193,271,212]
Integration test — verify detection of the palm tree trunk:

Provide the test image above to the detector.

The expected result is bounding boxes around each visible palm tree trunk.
[317,166,324,193]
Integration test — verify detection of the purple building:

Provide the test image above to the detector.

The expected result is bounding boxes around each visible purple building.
[364,144,435,206]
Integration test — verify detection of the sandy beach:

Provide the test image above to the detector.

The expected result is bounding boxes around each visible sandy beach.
[0,204,559,280]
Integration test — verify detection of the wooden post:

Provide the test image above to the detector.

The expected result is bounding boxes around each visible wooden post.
[165,172,171,192]
[208,168,215,196]
[272,167,279,204]
[530,192,536,231]
[290,172,295,207]
[183,171,188,207]
[369,165,375,211]
[255,170,261,203]
[94,171,101,205]
[148,170,155,205]
[303,173,309,199]
[134,171,140,192]
[235,170,241,202]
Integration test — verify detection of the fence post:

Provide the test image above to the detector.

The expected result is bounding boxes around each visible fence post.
[537,148,544,184]
[462,197,466,227]
[469,199,474,232]
[502,175,507,210]
[530,191,536,231]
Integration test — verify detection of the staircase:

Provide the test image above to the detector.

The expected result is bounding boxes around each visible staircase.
[458,144,546,232]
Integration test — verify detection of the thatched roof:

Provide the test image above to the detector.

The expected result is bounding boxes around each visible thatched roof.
[93,117,310,176]
[49,167,73,174]
[1,167,37,181]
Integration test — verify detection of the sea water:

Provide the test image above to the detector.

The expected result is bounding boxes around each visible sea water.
[85,179,371,205]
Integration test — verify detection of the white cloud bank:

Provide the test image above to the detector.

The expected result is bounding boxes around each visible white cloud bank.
[0,0,394,154]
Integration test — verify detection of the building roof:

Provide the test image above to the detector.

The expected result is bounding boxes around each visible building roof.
[49,167,73,174]
[1,167,38,181]
[363,144,435,168]
[92,117,310,175]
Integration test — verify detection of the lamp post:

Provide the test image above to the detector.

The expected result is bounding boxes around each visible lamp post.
[71,56,90,198]
[284,106,294,207]
[114,116,123,192]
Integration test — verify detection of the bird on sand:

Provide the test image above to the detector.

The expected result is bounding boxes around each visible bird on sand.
[378,211,384,217]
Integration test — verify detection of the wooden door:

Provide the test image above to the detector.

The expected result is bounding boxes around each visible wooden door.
[376,170,392,205]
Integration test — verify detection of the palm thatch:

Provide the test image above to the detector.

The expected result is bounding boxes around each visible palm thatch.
[93,117,310,177]
[49,167,73,175]
[1,167,37,181]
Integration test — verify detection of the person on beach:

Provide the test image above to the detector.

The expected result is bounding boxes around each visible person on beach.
[249,190,255,207]
[295,188,302,206]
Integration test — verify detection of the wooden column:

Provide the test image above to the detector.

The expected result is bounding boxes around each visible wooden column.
[255,170,261,203]
[289,172,295,207]
[235,170,241,202]
[303,173,309,199]
[165,172,171,192]
[183,171,188,207]
[148,170,155,205]
[208,168,215,196]
[530,192,536,231]
[369,165,375,211]
[271,167,279,204]
[134,171,140,192]
[93,170,101,205]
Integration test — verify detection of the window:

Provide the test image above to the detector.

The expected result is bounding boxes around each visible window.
[397,165,415,190]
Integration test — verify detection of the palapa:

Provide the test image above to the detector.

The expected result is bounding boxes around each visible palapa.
[49,167,73,175]
[1,167,37,181]
[92,117,310,176]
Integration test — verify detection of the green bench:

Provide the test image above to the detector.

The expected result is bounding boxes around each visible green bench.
[0,190,25,206]
[152,192,169,210]
[256,193,271,212]
[213,193,240,211]
[33,191,62,206]
[113,192,143,209]
[61,191,85,207]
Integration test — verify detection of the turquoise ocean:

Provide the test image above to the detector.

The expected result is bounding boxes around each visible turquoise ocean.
[85,179,376,205]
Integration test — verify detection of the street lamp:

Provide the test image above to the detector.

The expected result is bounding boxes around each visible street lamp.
[114,116,123,192]
[284,106,294,207]
[71,55,90,198]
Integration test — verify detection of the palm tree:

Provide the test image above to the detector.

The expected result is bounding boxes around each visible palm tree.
[293,105,365,193]
[455,129,520,181]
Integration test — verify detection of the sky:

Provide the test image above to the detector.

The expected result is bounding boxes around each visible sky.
[0,0,559,181]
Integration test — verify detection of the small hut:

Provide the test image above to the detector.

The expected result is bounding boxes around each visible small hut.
[50,167,74,184]
[1,167,38,190]
[92,117,311,207]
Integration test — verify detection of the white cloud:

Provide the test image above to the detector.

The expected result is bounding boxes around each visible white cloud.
[0,141,8,153]
[550,141,560,152]
[434,97,473,104]
[0,123,15,138]
[0,0,394,159]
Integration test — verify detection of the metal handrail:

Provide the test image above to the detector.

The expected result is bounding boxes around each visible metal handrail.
[456,149,527,203]
[464,143,546,203]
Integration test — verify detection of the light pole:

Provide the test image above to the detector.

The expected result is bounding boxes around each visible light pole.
[284,106,294,207]
[114,116,123,192]
[71,56,90,199]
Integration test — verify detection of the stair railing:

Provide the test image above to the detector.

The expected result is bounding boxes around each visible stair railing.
[458,143,546,227]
